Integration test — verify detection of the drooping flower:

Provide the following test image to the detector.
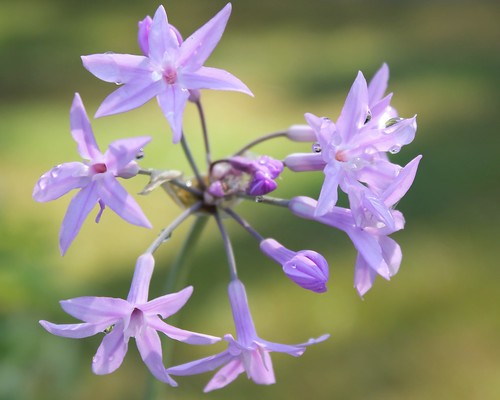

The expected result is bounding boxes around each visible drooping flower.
[167,279,328,391]
[260,238,329,293]
[289,155,421,296]
[32,93,152,255]
[285,69,417,219]
[82,3,253,143]
[40,253,220,385]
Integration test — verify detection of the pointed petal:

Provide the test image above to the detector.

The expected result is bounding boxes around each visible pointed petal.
[167,351,233,376]
[70,93,102,160]
[379,235,402,276]
[354,254,378,297]
[181,66,253,96]
[136,326,178,385]
[355,116,417,153]
[59,181,100,255]
[105,136,152,173]
[247,349,275,385]
[254,339,305,357]
[228,280,258,348]
[33,162,90,202]
[149,316,220,345]
[60,297,131,323]
[148,5,180,65]
[304,112,335,149]
[382,155,422,207]
[140,286,193,318]
[156,84,190,143]
[95,173,152,228]
[337,71,369,142]
[127,253,155,305]
[178,3,232,70]
[204,359,245,392]
[368,63,389,106]
[94,77,162,118]
[315,163,341,216]
[92,324,128,375]
[356,158,401,195]
[81,54,154,84]
[138,16,153,56]
[40,320,108,339]
[361,191,395,230]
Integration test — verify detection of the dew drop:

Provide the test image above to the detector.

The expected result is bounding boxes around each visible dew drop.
[255,196,264,203]
[364,111,372,125]
[136,148,144,160]
[385,117,403,128]
[312,143,322,153]
[50,165,61,179]
[389,145,401,154]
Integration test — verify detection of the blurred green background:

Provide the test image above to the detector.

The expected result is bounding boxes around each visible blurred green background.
[1,0,499,399]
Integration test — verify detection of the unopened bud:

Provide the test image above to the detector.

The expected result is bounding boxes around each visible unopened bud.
[286,125,317,142]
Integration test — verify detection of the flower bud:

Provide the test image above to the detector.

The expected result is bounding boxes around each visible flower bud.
[138,16,152,56]
[286,124,317,142]
[284,152,326,172]
[260,238,329,293]
[247,171,277,196]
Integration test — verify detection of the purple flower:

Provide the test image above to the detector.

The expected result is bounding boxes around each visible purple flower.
[284,69,417,219]
[32,93,152,255]
[289,155,421,297]
[40,254,220,385]
[167,279,328,391]
[229,155,284,196]
[82,3,253,143]
[260,238,329,293]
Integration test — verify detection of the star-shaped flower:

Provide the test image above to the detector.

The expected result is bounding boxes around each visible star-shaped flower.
[40,254,220,385]
[82,3,253,143]
[167,279,328,391]
[32,93,152,255]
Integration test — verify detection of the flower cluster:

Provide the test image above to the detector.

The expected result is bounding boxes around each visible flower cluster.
[35,3,420,393]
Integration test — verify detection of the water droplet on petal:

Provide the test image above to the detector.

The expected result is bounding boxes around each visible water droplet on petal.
[255,196,264,203]
[136,148,144,160]
[50,165,61,179]
[312,143,322,153]
[389,145,401,154]
[385,117,403,128]
[364,111,372,125]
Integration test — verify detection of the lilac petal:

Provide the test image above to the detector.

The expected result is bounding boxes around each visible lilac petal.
[356,159,401,195]
[70,93,102,160]
[336,71,369,142]
[204,359,245,392]
[138,16,153,56]
[95,173,152,228]
[368,63,389,106]
[136,326,178,386]
[379,235,402,276]
[156,84,190,143]
[361,191,395,230]
[148,5,180,65]
[357,116,417,153]
[60,297,131,323]
[59,181,100,255]
[33,162,90,202]
[127,253,155,305]
[104,136,152,173]
[228,280,258,348]
[295,333,330,347]
[304,112,335,148]
[382,155,422,207]
[181,66,253,96]
[94,77,163,118]
[178,3,232,70]
[315,163,341,216]
[92,324,128,375]
[354,254,377,297]
[247,349,275,385]
[370,93,394,125]
[140,286,193,318]
[81,54,153,85]
[95,200,105,223]
[255,339,305,357]
[167,351,233,376]
[40,320,109,339]
[148,316,220,345]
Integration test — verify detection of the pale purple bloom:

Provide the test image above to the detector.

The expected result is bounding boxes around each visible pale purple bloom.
[167,279,328,391]
[260,238,329,293]
[40,254,220,385]
[284,69,417,220]
[289,155,421,296]
[32,93,152,255]
[82,3,253,143]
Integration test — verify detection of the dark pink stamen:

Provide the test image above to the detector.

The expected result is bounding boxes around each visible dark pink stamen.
[93,163,107,173]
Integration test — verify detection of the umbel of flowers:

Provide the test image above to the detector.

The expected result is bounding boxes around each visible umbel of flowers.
[35,3,421,392]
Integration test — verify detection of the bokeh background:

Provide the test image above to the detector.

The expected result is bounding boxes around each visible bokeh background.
[1,0,499,399]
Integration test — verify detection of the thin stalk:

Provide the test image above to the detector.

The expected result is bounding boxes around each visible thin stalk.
[181,135,206,190]
[195,99,212,170]
[233,131,287,156]
[214,210,238,281]
[236,193,291,208]
[222,207,263,242]
[146,202,203,255]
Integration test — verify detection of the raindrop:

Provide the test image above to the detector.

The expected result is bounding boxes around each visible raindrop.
[162,233,172,243]
[50,165,61,179]
[136,148,144,160]
[103,324,115,334]
[385,117,403,128]
[389,145,401,154]
[312,143,322,153]
[364,111,372,125]
[255,196,264,203]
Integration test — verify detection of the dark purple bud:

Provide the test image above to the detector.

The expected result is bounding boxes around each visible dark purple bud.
[247,171,277,196]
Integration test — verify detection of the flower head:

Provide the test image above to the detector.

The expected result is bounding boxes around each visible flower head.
[167,279,328,391]
[32,93,152,255]
[82,3,253,143]
[40,254,220,384]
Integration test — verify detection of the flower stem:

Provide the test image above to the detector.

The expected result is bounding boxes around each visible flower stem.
[181,134,206,190]
[146,201,203,254]
[195,99,212,170]
[233,131,287,156]
[222,207,263,242]
[214,210,238,280]
[236,193,291,208]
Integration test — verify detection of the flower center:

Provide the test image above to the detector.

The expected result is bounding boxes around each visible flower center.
[163,68,178,84]
[335,150,348,162]
[92,163,107,174]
